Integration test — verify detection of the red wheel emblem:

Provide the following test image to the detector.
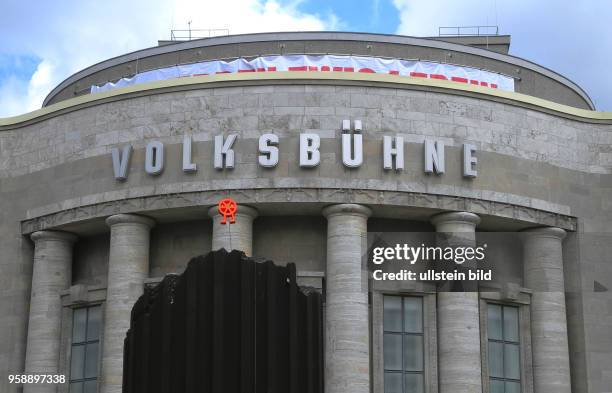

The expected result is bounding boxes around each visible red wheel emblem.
[218,198,237,224]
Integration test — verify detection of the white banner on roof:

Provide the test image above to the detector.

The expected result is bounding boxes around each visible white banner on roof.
[90,54,515,93]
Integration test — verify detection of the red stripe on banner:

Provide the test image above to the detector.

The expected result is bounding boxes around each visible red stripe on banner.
[451,77,468,83]
[430,74,448,80]
[343,67,354,72]
[193,73,208,76]
[410,72,427,78]
[238,69,256,73]
[321,66,331,71]
[359,68,375,73]
[470,80,479,85]
[267,67,276,71]
[256,68,266,72]
[289,66,307,71]
[480,81,489,87]
[216,71,231,74]
[309,66,318,71]
[332,66,343,71]
[491,83,498,88]
[389,70,399,75]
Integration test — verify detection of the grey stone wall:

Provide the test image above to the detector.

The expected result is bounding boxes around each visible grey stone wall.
[0,83,611,392]
[73,234,110,286]
[149,220,212,277]
[2,86,612,182]
[253,216,326,272]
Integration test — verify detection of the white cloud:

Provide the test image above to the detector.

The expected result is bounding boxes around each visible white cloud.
[391,0,612,110]
[171,0,338,34]
[392,0,496,37]
[0,0,338,117]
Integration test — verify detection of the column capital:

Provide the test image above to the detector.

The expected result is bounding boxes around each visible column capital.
[31,230,77,244]
[106,213,155,228]
[430,211,480,229]
[322,203,372,219]
[207,204,258,219]
[521,226,567,240]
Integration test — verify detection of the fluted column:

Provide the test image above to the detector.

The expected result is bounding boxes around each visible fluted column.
[430,211,482,393]
[100,214,154,393]
[208,205,258,256]
[522,227,571,393]
[322,203,372,393]
[24,231,77,393]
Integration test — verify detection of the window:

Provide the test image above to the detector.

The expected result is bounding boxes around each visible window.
[487,304,520,393]
[383,296,424,393]
[70,306,102,393]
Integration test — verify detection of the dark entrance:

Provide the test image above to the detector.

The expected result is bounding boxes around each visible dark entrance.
[122,249,324,393]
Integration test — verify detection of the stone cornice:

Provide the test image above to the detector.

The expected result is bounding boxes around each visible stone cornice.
[20,188,577,234]
[2,72,611,131]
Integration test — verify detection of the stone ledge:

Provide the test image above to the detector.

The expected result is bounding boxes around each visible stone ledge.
[20,188,577,234]
[2,72,610,131]
[24,179,573,220]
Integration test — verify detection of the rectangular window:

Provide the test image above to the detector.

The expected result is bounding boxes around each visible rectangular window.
[487,304,520,393]
[70,305,102,393]
[383,296,424,393]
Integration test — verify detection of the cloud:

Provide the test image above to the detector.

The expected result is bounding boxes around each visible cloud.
[391,0,612,110]
[171,0,338,35]
[0,0,338,117]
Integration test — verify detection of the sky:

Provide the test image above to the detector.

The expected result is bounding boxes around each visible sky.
[1,0,611,117]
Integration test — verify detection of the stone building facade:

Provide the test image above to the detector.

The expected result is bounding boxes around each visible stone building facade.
[0,32,611,393]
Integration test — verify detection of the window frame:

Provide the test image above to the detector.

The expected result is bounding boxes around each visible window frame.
[486,303,521,391]
[59,285,107,393]
[372,291,438,393]
[69,305,102,392]
[479,293,534,393]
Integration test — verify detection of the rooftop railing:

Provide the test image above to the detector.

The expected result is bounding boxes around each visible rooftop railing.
[438,26,499,36]
[170,28,230,41]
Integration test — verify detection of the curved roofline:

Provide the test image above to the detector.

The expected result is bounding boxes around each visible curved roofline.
[8,72,612,131]
[42,31,595,109]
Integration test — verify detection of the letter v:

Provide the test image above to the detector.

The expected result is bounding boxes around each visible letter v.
[111,145,132,181]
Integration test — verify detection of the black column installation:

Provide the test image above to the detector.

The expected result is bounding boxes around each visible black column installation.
[122,249,323,393]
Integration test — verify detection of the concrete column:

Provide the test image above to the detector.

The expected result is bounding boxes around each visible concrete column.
[100,214,154,393]
[322,203,372,393]
[208,205,258,256]
[430,211,482,393]
[522,227,571,393]
[24,231,77,393]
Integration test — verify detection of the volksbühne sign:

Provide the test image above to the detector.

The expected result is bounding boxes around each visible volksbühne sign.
[110,119,478,180]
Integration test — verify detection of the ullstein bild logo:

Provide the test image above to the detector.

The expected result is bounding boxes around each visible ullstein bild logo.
[110,120,479,180]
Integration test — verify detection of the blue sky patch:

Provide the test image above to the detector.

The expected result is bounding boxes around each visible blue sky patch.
[294,0,400,34]
[0,54,41,82]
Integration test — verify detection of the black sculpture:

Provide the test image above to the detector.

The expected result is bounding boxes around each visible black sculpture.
[122,249,323,393]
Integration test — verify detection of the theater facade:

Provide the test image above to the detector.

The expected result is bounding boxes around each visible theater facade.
[1,31,611,393]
